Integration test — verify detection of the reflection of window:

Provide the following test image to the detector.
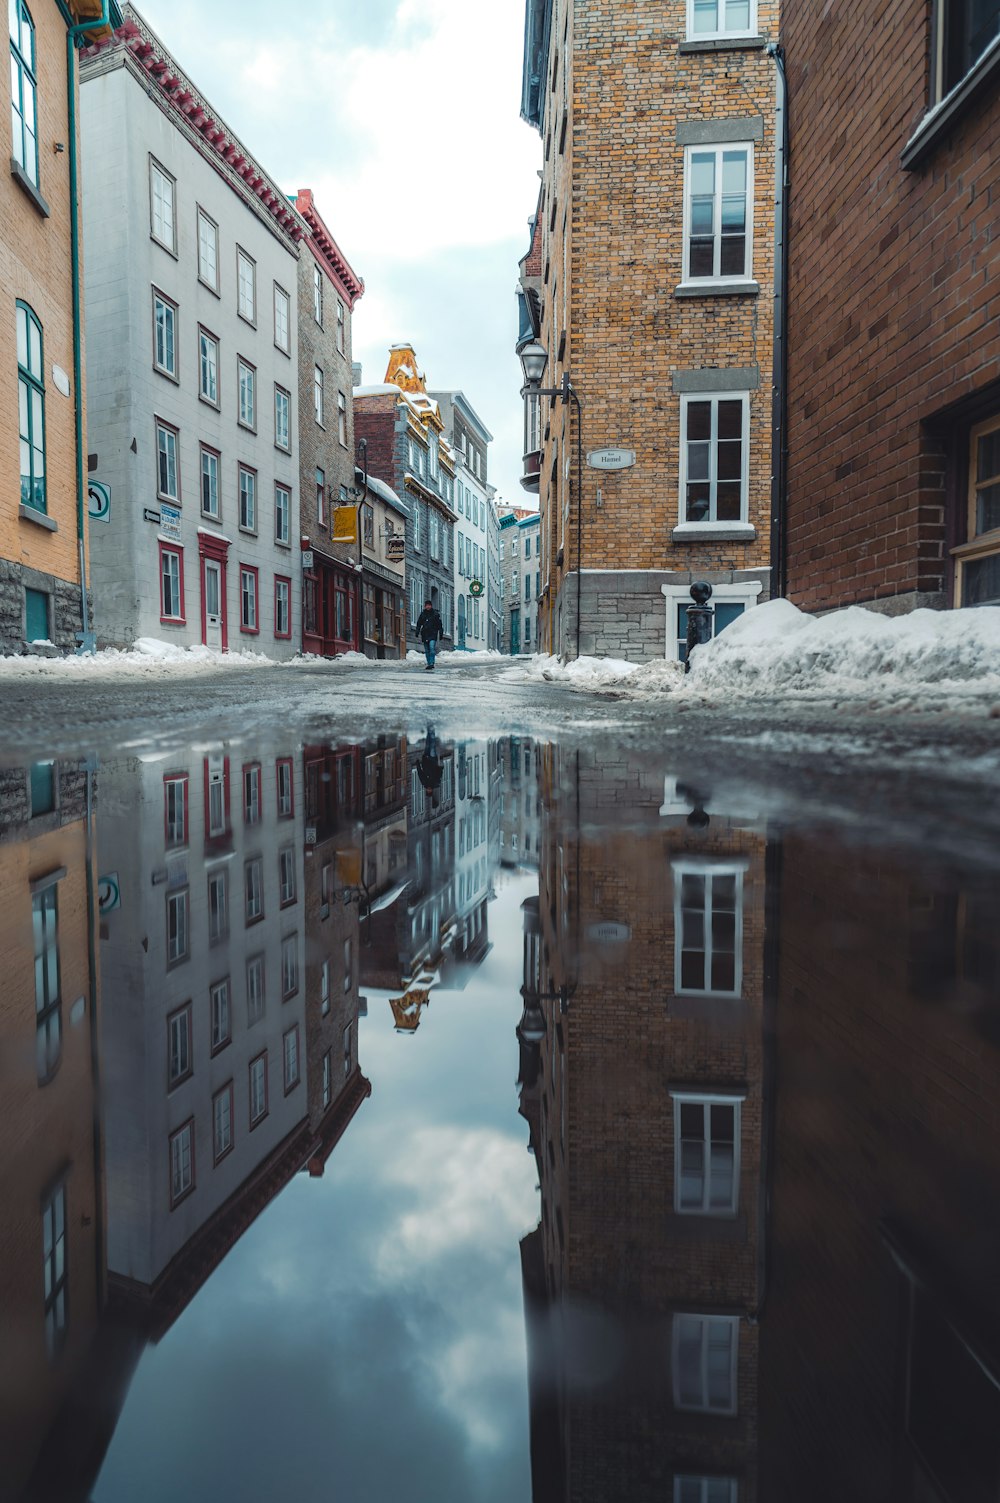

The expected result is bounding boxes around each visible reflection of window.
[164,775,187,846]
[674,1479,738,1503]
[33,883,60,1082]
[169,1119,195,1206]
[322,1049,332,1106]
[321,959,331,1016]
[674,863,743,995]
[245,857,263,923]
[243,763,261,825]
[283,1026,300,1091]
[167,1002,192,1087]
[41,1184,67,1356]
[249,1051,268,1126]
[343,1023,352,1076]
[205,757,227,838]
[343,937,352,992]
[279,847,296,906]
[207,868,228,943]
[246,954,265,1025]
[673,1093,742,1214]
[672,1313,739,1415]
[167,889,189,966]
[277,759,294,817]
[683,144,753,283]
[281,934,298,998]
[210,978,231,1052]
[213,1083,233,1162]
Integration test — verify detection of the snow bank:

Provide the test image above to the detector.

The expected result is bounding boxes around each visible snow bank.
[506,654,641,689]
[0,638,280,678]
[686,598,1000,698]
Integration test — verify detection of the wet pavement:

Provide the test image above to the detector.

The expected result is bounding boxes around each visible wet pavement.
[2,705,1000,1501]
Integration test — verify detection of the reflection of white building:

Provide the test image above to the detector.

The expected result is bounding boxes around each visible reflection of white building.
[450,742,492,974]
[430,390,495,652]
[500,737,540,870]
[98,748,308,1302]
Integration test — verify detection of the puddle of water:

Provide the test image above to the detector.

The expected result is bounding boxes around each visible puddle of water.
[1,735,998,1502]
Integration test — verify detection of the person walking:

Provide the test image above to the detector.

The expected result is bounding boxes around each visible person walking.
[415,598,443,671]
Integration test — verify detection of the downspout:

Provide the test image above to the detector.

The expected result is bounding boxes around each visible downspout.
[65,1,112,652]
[767,43,789,600]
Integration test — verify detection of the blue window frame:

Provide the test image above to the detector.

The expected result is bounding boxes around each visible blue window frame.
[17,301,45,512]
[676,600,745,662]
[10,1,38,187]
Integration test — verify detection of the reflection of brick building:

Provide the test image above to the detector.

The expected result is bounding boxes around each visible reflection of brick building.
[0,762,101,1497]
[761,839,1000,1502]
[520,750,770,1500]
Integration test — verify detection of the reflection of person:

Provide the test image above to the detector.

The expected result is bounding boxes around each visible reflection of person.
[416,726,443,807]
[415,598,443,670]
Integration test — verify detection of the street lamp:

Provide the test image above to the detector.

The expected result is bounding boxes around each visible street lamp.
[518,340,585,660]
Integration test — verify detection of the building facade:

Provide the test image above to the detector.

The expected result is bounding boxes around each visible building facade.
[516,0,777,661]
[357,468,407,660]
[486,486,502,650]
[499,507,541,654]
[781,0,1000,614]
[81,7,304,656]
[354,346,457,653]
[428,389,494,652]
[1,1,116,655]
[293,189,364,657]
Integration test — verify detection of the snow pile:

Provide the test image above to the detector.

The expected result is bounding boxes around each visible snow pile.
[686,598,1000,699]
[508,654,641,690]
[0,637,280,678]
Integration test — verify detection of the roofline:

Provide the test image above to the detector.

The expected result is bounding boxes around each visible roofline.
[294,189,365,309]
[427,389,494,444]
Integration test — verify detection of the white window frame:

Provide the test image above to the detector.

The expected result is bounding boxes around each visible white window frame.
[197,206,219,291]
[237,246,256,324]
[681,142,754,287]
[283,1025,300,1091]
[274,282,290,354]
[198,327,219,406]
[167,1004,191,1086]
[338,389,347,447]
[239,467,257,534]
[213,1083,233,1161]
[685,0,757,40]
[672,1090,744,1215]
[169,1120,194,1205]
[201,446,220,520]
[166,888,189,965]
[313,263,323,325]
[246,954,265,1023]
[149,157,176,253]
[156,421,179,502]
[152,290,177,378]
[336,297,345,353]
[672,858,746,997]
[275,575,290,635]
[238,358,256,430]
[160,546,182,621]
[674,1479,738,1503]
[245,855,263,921]
[314,365,324,426]
[210,978,231,1051]
[671,1313,739,1415]
[279,846,296,905]
[281,933,298,998]
[275,384,291,450]
[677,391,751,529]
[275,484,290,547]
[249,1052,268,1125]
[660,580,764,660]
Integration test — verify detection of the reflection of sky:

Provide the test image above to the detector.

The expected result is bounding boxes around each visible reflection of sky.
[94,872,539,1503]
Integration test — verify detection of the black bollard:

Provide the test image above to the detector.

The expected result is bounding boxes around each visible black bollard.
[684,581,714,673]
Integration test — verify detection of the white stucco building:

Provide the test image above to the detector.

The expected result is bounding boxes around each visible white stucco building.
[81,7,303,656]
[429,390,495,652]
[499,509,541,654]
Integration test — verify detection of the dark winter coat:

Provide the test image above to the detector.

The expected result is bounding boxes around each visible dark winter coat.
[416,608,443,643]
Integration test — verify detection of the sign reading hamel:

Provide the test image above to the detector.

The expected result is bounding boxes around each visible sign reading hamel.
[333,506,358,543]
[587,447,636,471]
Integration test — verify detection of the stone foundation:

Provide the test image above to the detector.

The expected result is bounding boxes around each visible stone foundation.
[552,568,771,662]
[0,558,91,654]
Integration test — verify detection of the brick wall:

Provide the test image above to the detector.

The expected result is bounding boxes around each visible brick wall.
[297,243,356,543]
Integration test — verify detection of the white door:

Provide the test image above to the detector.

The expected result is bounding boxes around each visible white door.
[204,560,223,650]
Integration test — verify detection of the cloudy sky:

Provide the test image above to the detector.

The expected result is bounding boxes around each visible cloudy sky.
[133,0,542,508]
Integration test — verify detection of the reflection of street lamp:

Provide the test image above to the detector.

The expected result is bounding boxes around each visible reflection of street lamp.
[518,339,584,660]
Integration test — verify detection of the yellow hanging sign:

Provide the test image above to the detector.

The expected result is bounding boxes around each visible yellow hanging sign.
[333,506,358,543]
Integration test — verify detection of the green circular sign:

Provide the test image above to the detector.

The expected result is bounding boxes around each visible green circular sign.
[469,579,484,597]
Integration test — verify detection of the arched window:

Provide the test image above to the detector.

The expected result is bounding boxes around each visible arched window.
[17,301,46,513]
[10,2,38,187]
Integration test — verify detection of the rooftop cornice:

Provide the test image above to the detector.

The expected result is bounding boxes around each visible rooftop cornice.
[294,190,365,310]
[81,4,307,249]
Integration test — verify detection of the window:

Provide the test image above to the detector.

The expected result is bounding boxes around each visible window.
[683,145,753,283]
[338,389,347,446]
[281,934,298,998]
[955,413,1000,606]
[279,846,296,905]
[525,616,531,645]
[680,394,749,524]
[321,959,331,1016]
[275,385,290,450]
[213,1083,234,1163]
[430,512,440,561]
[936,0,1000,97]
[169,1120,195,1206]
[322,1049,332,1107]
[239,467,257,534]
[10,1,37,187]
[238,357,256,429]
[316,466,326,528]
[249,1052,268,1126]
[314,366,324,425]
[525,573,531,601]
[269,484,290,551]
[33,884,60,1082]
[17,302,45,512]
[210,979,231,1052]
[197,207,219,290]
[277,758,294,817]
[274,283,290,353]
[674,862,743,995]
[674,599,747,662]
[313,263,323,324]
[160,544,184,622]
[205,756,228,839]
[336,297,345,352]
[674,1479,738,1503]
[283,1026,300,1092]
[363,504,374,547]
[41,1185,67,1356]
[149,158,176,252]
[155,420,180,501]
[198,327,218,404]
[343,1023,352,1076]
[672,1314,739,1415]
[525,534,531,559]
[237,248,256,322]
[167,889,189,965]
[243,763,262,824]
[244,856,263,922]
[153,291,177,378]
[167,1003,192,1088]
[343,936,352,993]
[246,954,265,1024]
[673,1094,741,1214]
[164,775,188,846]
[274,575,291,637]
[200,446,220,520]
[687,0,755,38]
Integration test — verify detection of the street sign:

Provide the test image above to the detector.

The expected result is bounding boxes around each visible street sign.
[333,506,358,543]
[587,447,636,471]
[143,507,161,524]
[301,551,314,570]
[587,921,631,943]
[87,480,111,523]
[386,535,405,562]
[159,503,181,541]
[98,872,121,914]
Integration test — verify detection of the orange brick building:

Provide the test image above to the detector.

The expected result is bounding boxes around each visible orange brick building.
[517,0,779,661]
[0,1,114,653]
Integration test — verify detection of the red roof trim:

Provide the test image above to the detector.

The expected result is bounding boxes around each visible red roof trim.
[294,189,365,309]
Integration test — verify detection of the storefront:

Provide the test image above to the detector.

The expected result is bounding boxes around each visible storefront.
[361,557,406,660]
[302,544,360,657]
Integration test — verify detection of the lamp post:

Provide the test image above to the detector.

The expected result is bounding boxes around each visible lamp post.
[518,339,584,660]
[356,437,368,652]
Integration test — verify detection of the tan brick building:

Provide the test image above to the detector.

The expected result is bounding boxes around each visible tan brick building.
[519,749,770,1499]
[1,1,114,653]
[517,0,779,661]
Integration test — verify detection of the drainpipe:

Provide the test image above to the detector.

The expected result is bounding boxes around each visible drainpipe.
[767,43,789,600]
[63,1,112,652]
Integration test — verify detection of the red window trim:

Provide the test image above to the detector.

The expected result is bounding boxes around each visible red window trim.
[166,1000,193,1091]
[274,573,292,638]
[212,1080,235,1165]
[249,1050,269,1129]
[239,562,260,634]
[283,1024,301,1095]
[276,757,294,818]
[159,541,186,624]
[168,1117,196,1209]
[163,772,189,847]
[242,760,262,823]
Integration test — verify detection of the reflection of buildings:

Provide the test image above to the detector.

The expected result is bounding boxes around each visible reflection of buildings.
[500,736,540,871]
[0,762,101,1498]
[519,751,768,1501]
